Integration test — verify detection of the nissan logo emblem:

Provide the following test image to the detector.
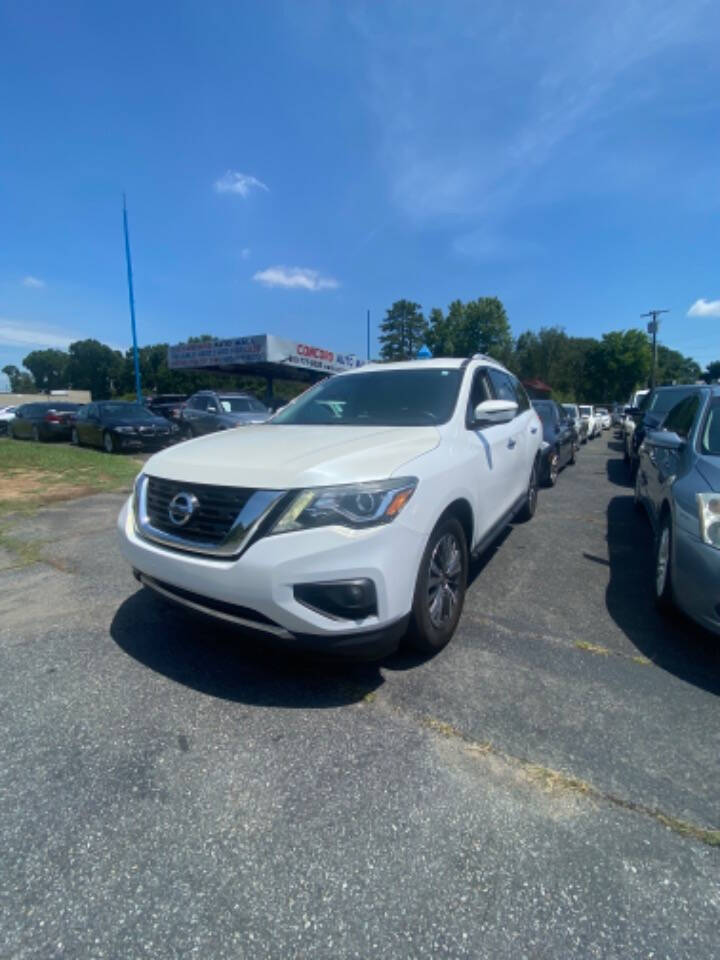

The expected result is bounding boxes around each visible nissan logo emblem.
[168,492,199,527]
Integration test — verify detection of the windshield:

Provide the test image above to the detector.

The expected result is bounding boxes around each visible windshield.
[101,403,149,419]
[647,387,697,416]
[219,396,268,413]
[701,401,720,456]
[579,406,592,416]
[562,405,578,417]
[272,368,462,426]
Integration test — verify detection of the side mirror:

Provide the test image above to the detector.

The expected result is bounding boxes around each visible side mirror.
[647,430,685,451]
[473,399,518,425]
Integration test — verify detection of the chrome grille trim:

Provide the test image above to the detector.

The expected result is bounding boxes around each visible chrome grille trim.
[134,474,286,558]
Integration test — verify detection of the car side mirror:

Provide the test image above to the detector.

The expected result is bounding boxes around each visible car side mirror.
[647,430,685,451]
[473,399,518,426]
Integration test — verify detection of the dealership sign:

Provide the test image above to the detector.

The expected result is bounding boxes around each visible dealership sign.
[167,334,362,376]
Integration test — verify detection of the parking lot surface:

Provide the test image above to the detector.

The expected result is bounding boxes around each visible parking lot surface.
[1,434,718,959]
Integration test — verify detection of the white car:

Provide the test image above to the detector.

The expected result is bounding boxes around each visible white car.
[0,405,17,435]
[623,389,650,459]
[118,357,542,657]
[595,407,611,430]
[578,405,600,439]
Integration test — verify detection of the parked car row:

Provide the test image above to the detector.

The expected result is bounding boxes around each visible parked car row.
[633,384,720,637]
[2,390,273,453]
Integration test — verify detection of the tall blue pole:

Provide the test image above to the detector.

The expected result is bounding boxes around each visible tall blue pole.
[123,194,142,404]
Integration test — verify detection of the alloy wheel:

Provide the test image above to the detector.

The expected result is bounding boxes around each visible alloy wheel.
[427,532,463,628]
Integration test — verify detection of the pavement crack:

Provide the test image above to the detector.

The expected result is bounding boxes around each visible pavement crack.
[419,714,720,849]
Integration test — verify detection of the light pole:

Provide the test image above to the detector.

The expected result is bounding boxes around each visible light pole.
[641,309,669,390]
[123,194,143,404]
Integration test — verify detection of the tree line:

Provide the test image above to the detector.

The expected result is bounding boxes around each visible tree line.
[1,297,710,404]
[378,298,705,402]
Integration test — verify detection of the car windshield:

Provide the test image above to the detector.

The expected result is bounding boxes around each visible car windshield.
[701,401,720,456]
[272,368,462,426]
[579,406,592,416]
[219,396,268,413]
[562,405,578,416]
[100,403,149,419]
[647,387,697,415]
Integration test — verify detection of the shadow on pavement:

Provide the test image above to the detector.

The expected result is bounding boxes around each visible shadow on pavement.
[606,456,632,487]
[110,588,384,708]
[605,493,720,695]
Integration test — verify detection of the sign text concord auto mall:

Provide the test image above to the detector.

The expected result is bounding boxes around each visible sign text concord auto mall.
[168,334,362,377]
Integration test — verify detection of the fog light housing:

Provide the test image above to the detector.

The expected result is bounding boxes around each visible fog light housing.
[294,579,377,621]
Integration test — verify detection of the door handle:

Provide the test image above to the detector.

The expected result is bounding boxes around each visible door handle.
[507,438,517,449]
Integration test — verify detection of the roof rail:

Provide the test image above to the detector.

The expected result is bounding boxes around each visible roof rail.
[470,352,506,368]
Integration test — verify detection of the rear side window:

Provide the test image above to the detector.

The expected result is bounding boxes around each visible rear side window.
[663,395,701,438]
[512,378,531,412]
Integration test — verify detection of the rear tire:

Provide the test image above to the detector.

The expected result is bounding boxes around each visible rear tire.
[568,442,577,465]
[71,427,81,446]
[32,425,40,443]
[516,460,538,522]
[405,516,468,655]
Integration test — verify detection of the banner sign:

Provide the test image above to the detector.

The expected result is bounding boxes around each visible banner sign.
[168,334,362,376]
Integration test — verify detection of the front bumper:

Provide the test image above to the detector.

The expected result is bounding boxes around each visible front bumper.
[117,498,424,654]
[114,431,176,449]
[673,527,720,636]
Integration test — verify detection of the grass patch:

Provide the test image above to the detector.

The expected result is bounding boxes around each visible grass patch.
[0,437,142,514]
[0,529,47,568]
[574,640,611,656]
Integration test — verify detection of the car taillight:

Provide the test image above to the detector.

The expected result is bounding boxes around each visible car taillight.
[44,413,61,423]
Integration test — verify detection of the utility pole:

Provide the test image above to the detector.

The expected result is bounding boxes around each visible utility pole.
[123,194,143,404]
[641,309,669,390]
[366,309,370,364]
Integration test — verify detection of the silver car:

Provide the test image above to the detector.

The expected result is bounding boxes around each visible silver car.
[635,385,720,635]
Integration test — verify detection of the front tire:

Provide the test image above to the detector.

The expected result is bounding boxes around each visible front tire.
[544,449,559,487]
[405,516,468,655]
[103,431,115,454]
[655,512,674,612]
[71,427,80,446]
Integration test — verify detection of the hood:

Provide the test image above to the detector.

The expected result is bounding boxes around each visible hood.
[220,411,272,425]
[143,424,440,488]
[696,457,720,493]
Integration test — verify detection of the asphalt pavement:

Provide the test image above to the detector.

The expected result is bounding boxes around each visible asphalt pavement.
[1,432,718,959]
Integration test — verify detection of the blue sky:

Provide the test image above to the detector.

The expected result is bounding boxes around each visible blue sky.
[1,0,719,384]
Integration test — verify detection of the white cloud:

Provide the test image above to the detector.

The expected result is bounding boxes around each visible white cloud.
[688,298,720,318]
[240,247,251,260]
[253,266,339,291]
[0,319,73,349]
[214,170,269,198]
[22,275,45,288]
[0,318,126,352]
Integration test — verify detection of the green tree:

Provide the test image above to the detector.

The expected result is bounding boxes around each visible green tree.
[703,360,720,383]
[585,330,651,401]
[22,349,69,392]
[2,364,37,393]
[426,297,513,363]
[655,345,701,385]
[379,300,427,361]
[66,339,124,399]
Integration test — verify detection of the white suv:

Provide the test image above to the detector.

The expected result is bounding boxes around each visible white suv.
[118,357,542,657]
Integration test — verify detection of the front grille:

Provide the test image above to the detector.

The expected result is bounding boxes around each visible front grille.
[146,476,255,544]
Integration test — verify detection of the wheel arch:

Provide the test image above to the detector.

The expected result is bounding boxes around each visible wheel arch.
[436,497,474,552]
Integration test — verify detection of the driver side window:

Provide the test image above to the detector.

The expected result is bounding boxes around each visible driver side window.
[487,369,518,408]
[663,395,700,438]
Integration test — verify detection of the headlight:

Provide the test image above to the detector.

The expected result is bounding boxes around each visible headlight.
[696,493,720,549]
[114,426,137,434]
[271,478,417,534]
